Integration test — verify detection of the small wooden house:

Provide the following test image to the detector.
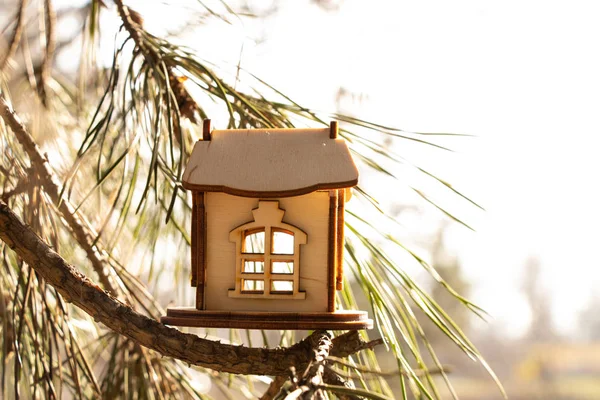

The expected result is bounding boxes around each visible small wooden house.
[161,120,372,330]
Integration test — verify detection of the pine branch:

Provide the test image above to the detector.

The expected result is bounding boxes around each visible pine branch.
[260,376,288,400]
[38,0,56,106]
[291,330,332,399]
[322,369,361,400]
[113,0,201,122]
[0,95,118,294]
[113,0,146,53]
[0,0,29,74]
[0,200,382,375]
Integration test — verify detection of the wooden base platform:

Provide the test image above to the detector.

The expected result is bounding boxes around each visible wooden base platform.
[161,308,373,330]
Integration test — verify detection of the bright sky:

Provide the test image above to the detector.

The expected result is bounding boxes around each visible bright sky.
[101,0,600,338]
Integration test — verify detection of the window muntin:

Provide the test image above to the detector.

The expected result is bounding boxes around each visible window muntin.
[240,228,295,294]
[242,279,264,292]
[243,260,264,274]
[229,201,307,299]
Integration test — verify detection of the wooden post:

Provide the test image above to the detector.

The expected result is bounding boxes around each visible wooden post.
[335,189,345,291]
[327,191,338,312]
[191,193,198,287]
[329,121,338,139]
[202,119,212,141]
[193,191,206,310]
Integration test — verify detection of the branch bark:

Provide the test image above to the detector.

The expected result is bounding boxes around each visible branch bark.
[296,331,333,399]
[322,369,361,400]
[0,201,381,375]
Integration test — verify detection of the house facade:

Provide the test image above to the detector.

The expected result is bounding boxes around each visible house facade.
[161,121,372,329]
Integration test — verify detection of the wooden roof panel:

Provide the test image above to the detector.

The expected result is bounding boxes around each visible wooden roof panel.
[182,128,358,197]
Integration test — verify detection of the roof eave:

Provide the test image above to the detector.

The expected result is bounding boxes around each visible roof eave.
[181,179,358,198]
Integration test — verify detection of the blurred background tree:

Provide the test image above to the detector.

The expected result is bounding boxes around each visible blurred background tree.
[521,257,556,344]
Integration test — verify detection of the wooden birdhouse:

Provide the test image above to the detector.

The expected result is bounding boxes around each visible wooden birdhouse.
[161,120,372,330]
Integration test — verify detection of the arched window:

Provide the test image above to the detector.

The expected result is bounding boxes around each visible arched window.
[228,201,307,299]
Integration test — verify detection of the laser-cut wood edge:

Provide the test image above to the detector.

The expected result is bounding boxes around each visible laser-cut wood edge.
[161,309,373,330]
[182,179,358,199]
[194,192,206,309]
[226,201,308,301]
[327,191,338,312]
[336,189,345,291]
[191,193,198,287]
[202,119,211,141]
[330,121,338,139]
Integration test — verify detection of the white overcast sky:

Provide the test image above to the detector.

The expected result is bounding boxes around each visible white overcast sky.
[90,0,600,338]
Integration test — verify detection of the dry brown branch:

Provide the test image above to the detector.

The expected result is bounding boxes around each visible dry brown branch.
[260,375,288,400]
[113,0,201,122]
[0,0,29,74]
[0,95,117,293]
[113,0,145,50]
[0,201,382,375]
[38,0,56,106]
[1,178,29,202]
[322,369,361,400]
[284,331,333,399]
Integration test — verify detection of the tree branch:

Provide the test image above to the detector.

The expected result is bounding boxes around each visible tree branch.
[322,369,361,400]
[0,0,29,74]
[294,330,332,399]
[38,0,56,106]
[113,0,201,122]
[260,375,288,400]
[0,201,381,375]
[0,95,118,294]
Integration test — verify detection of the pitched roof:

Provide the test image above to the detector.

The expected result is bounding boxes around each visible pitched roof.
[182,128,358,197]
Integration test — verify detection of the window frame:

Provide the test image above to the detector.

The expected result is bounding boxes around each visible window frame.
[228,201,307,300]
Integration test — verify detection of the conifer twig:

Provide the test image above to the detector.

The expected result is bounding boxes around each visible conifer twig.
[0,0,28,74]
[260,376,288,400]
[38,0,56,106]
[0,95,117,293]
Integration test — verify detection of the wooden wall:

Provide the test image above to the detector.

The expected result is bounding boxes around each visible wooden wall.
[201,192,331,313]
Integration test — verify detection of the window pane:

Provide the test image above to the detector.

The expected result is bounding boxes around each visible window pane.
[271,280,293,293]
[271,261,294,274]
[243,230,265,253]
[272,229,294,254]
[243,260,264,273]
[242,279,264,292]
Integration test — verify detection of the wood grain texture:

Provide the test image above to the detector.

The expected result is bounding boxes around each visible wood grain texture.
[0,201,382,374]
[191,192,198,287]
[202,118,211,141]
[159,318,370,330]
[329,121,338,139]
[182,180,358,199]
[203,193,330,312]
[182,128,358,196]
[336,189,345,291]
[194,191,206,309]
[327,191,338,312]
[161,308,373,330]
[227,201,307,300]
